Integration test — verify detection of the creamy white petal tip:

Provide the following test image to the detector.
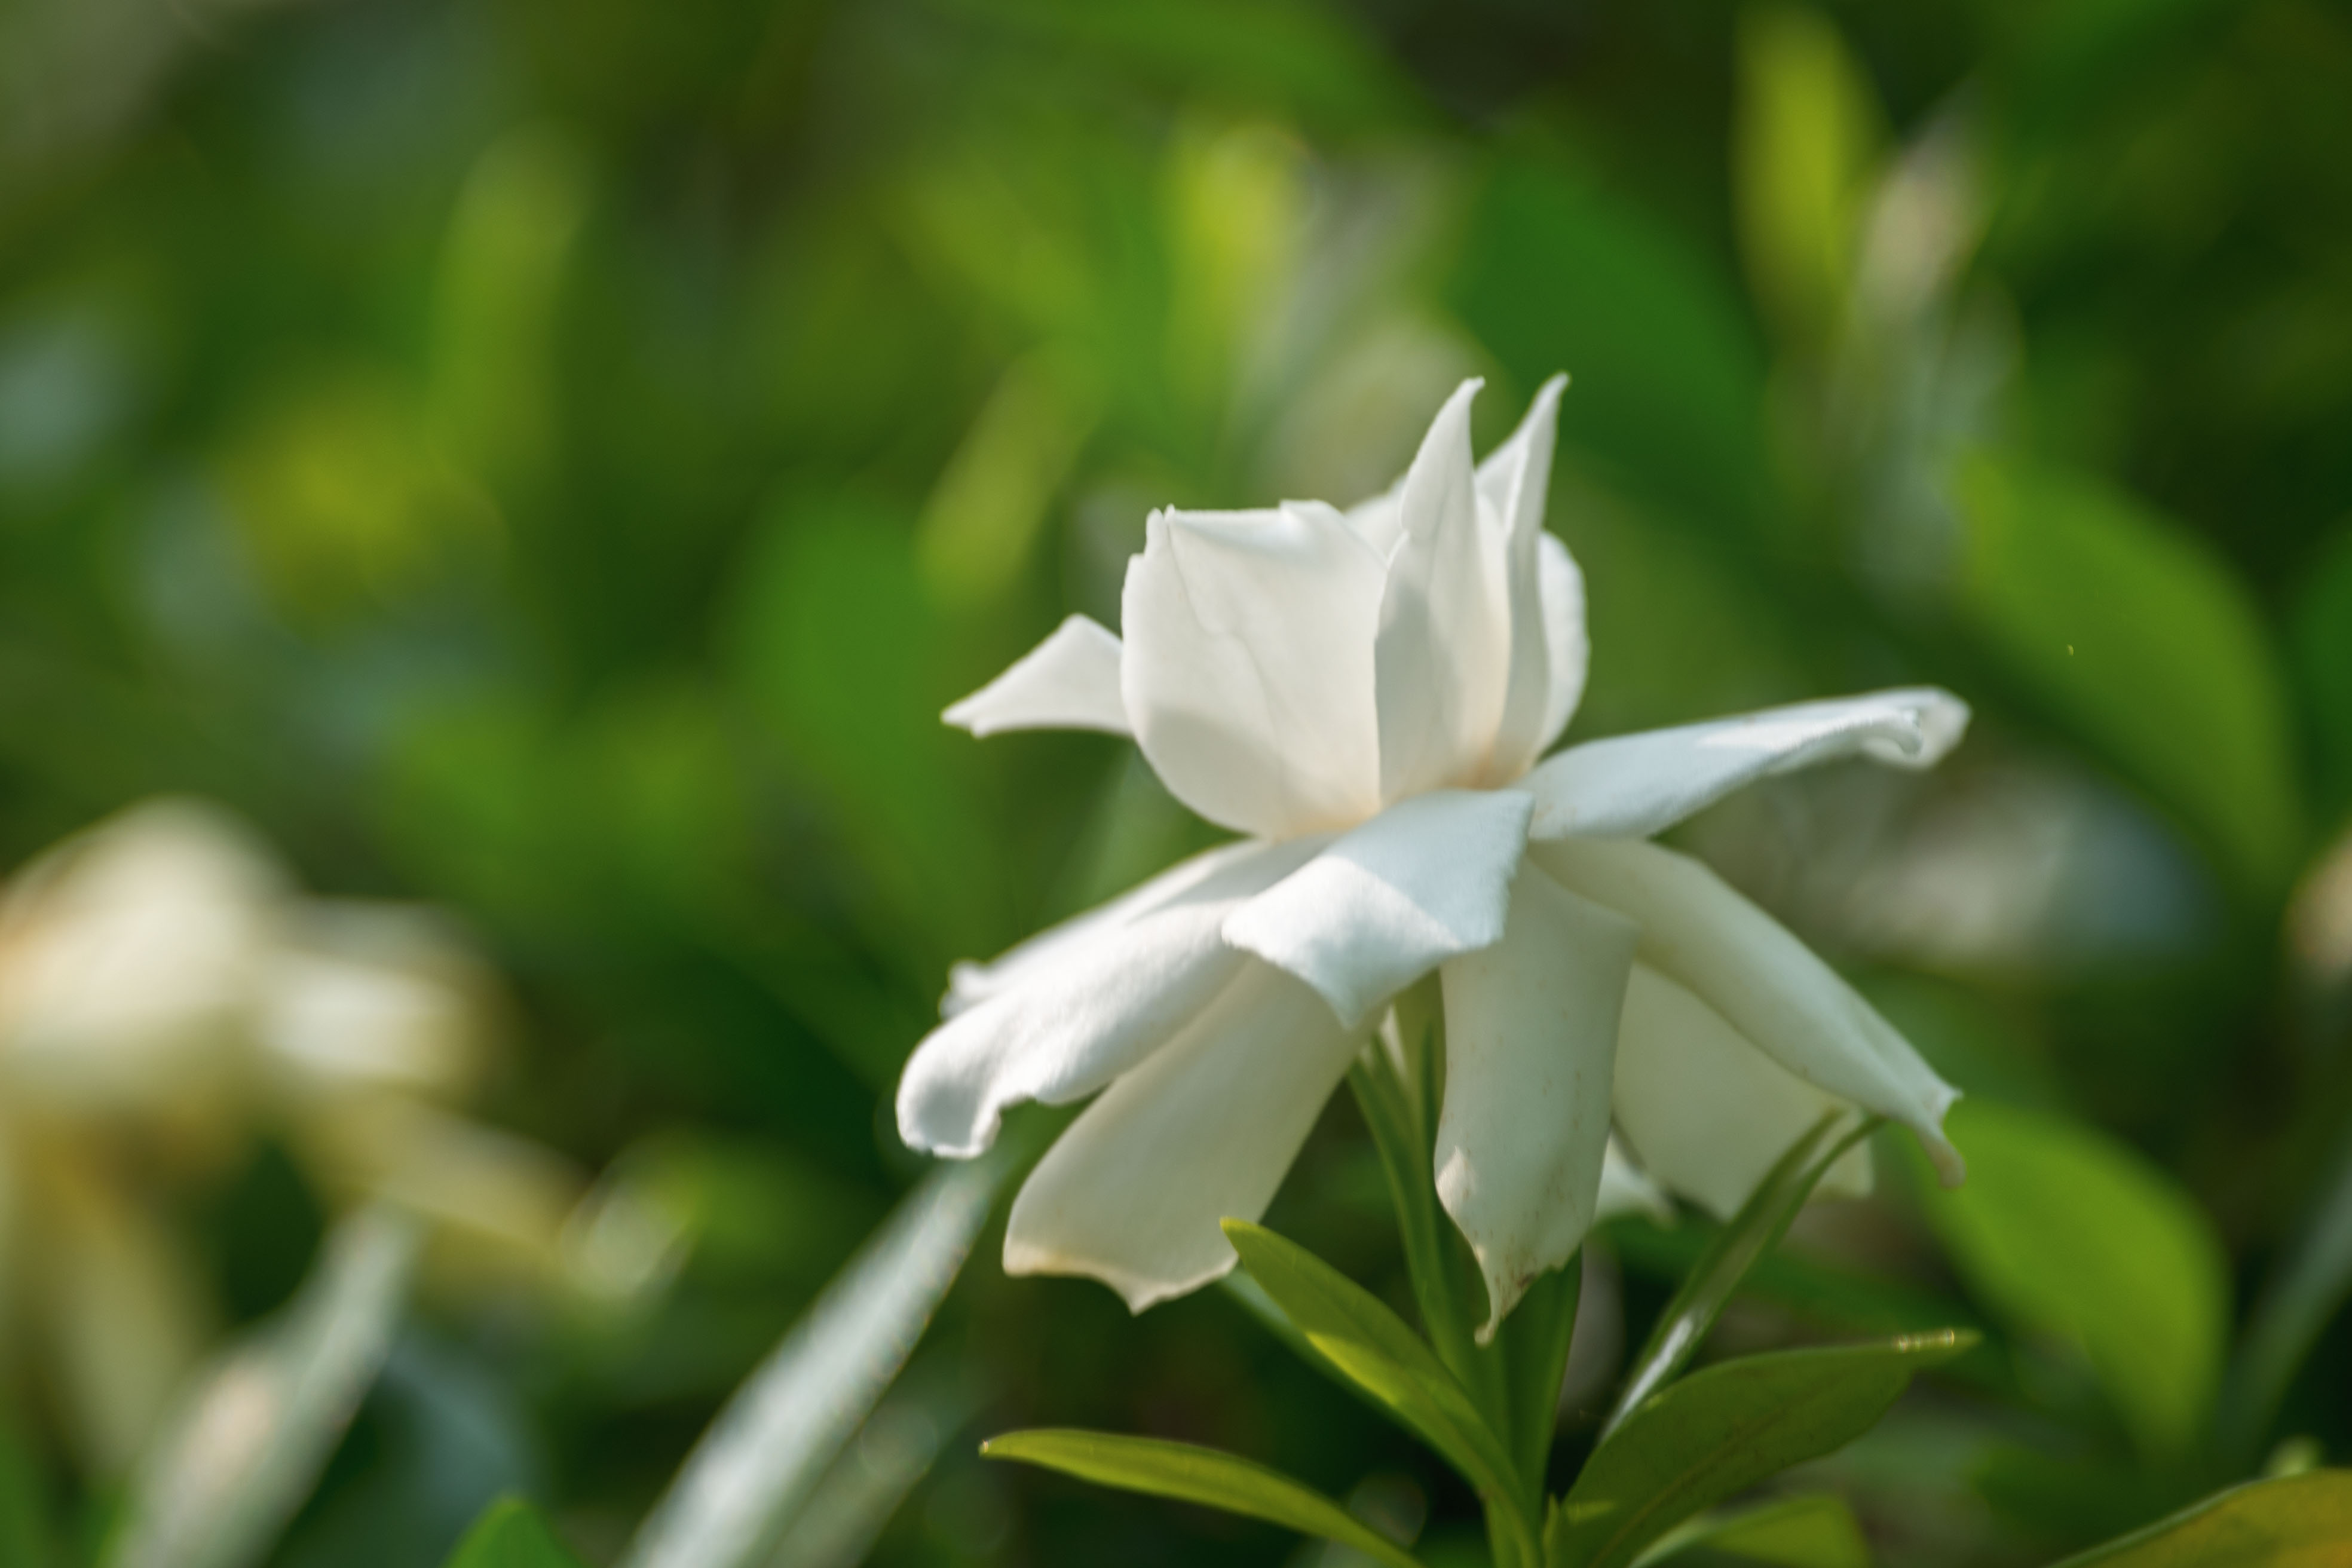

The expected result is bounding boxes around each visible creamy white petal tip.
[1525,687,1971,840]
[1434,868,1637,1336]
[1536,836,1965,1188]
[943,614,1131,737]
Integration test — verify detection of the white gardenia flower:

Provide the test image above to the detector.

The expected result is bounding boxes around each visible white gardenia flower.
[0,800,584,1472]
[898,376,1968,1333]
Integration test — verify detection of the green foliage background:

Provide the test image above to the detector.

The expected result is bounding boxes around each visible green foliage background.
[2,0,2350,1563]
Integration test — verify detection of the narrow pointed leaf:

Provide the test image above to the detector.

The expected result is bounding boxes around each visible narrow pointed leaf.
[2222,1135,2352,1461]
[2047,1470,2352,1566]
[982,1430,1425,1568]
[1632,1493,1870,1567]
[1556,1333,1971,1568]
[1500,1257,1581,1494]
[621,1154,1002,1568]
[106,1207,422,1568]
[443,1498,589,1567]
[1604,1113,1869,1441]
[1221,1220,1526,1516]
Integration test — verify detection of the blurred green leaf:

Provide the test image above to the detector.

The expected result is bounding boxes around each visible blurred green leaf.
[2048,1470,2352,1566]
[1636,1493,1871,1567]
[981,1429,1425,1568]
[2289,523,2352,822]
[1221,1220,1530,1541]
[1953,453,2305,890]
[1915,1098,2229,1458]
[441,1499,587,1568]
[2224,1134,2352,1462]
[0,1416,56,1568]
[1605,1113,1863,1441]
[619,1155,1002,1568]
[1453,158,1775,538]
[107,1208,422,1568]
[1555,1333,1974,1568]
[725,494,1007,964]
[1733,4,1885,346]
[914,353,1101,610]
[429,126,593,486]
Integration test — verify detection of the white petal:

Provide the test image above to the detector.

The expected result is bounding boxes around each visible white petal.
[1435,866,1637,1336]
[1483,375,1572,780]
[1224,789,1533,1028]
[1533,837,1962,1183]
[1122,504,1386,837]
[1534,533,1590,755]
[942,614,1131,738]
[1596,1138,1674,1224]
[942,837,1313,1016]
[1614,965,1872,1221]
[899,838,1324,1156]
[1002,962,1361,1310]
[1375,379,1513,801]
[0,799,281,1113]
[256,904,486,1103]
[1524,688,1972,840]
[26,1154,214,1475]
[1343,485,1404,559]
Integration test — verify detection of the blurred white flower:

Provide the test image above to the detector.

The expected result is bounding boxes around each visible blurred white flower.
[899,378,1968,1333]
[0,800,580,1474]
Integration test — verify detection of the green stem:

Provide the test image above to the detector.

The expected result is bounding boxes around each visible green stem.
[1351,975,1554,1568]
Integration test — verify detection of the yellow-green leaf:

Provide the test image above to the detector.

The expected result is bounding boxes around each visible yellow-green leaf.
[1954,453,2304,891]
[443,1499,589,1568]
[2048,1471,2352,1567]
[1557,1333,1972,1568]
[981,1429,1424,1568]
[1915,1099,2228,1459]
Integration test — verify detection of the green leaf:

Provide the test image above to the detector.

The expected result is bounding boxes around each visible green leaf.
[1554,1333,1974,1568]
[443,1499,589,1568]
[1953,453,2305,891]
[1220,1221,1531,1536]
[1603,1113,1865,1441]
[2289,522,2352,821]
[619,1155,1003,1568]
[0,1417,56,1568]
[2047,1470,2352,1566]
[1914,1098,2229,1459]
[1635,1493,1871,1567]
[1453,157,1777,540]
[106,1208,422,1568]
[2224,1133,2352,1462]
[981,1430,1425,1568]
[1500,1258,1582,1496]
[1733,4,1885,346]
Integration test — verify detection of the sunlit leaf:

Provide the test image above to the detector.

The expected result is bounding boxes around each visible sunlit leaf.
[2047,1470,2352,1567]
[1220,1220,1527,1526]
[1556,1333,1973,1568]
[1733,4,1885,345]
[981,1429,1425,1568]
[106,1208,422,1568]
[442,1499,588,1568]
[618,1155,1002,1568]
[1915,1098,2228,1459]
[1953,453,2305,890]
[1634,1493,1871,1567]
[1604,1113,1863,1441]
